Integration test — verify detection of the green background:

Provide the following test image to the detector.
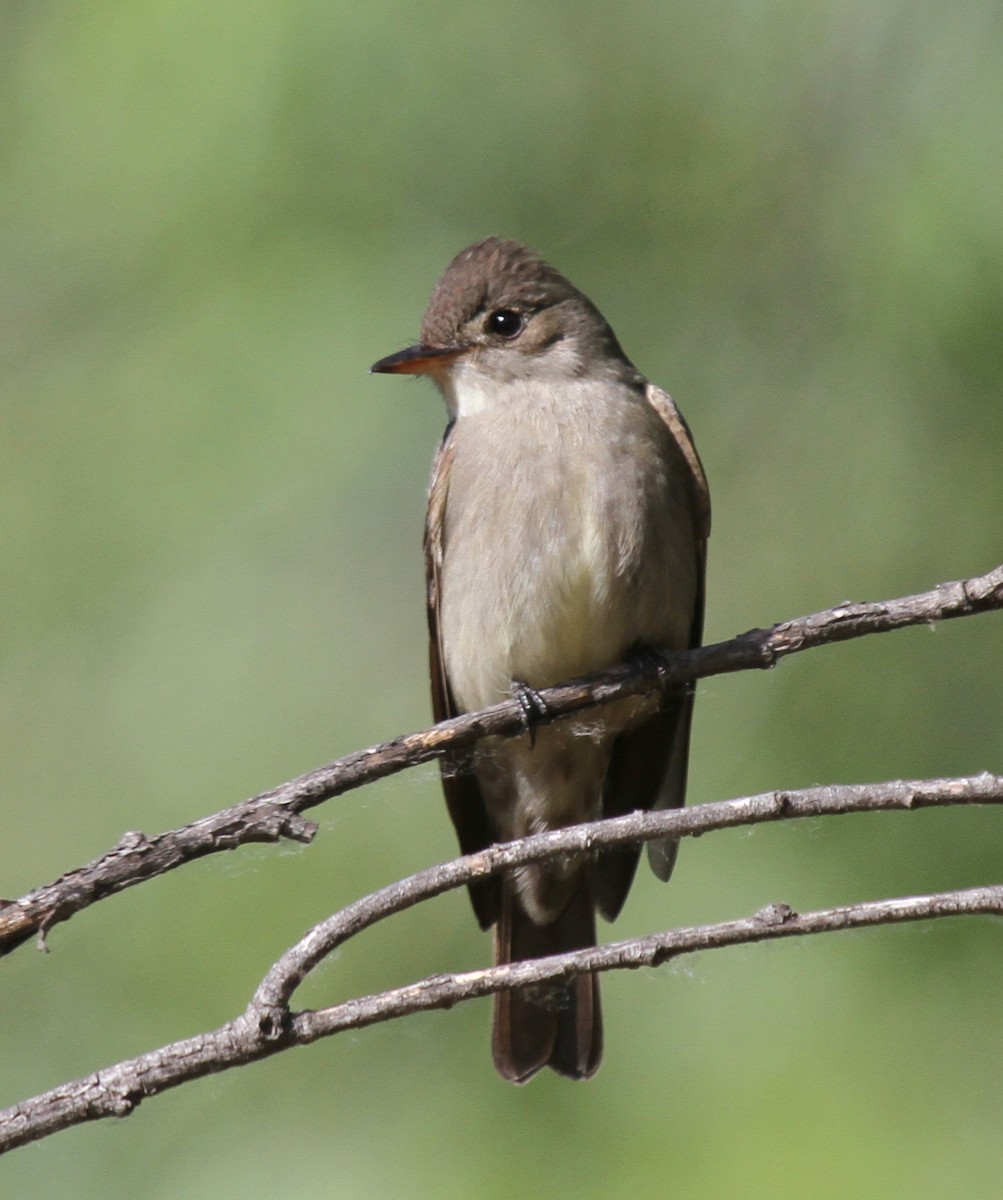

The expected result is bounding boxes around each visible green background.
[3,3,1002,1196]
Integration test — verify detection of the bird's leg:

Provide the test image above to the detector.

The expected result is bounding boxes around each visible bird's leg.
[511,678,552,749]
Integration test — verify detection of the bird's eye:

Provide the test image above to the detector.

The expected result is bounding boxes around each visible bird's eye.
[485,309,524,338]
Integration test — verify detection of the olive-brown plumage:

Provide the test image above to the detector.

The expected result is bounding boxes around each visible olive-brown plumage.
[372,238,709,1082]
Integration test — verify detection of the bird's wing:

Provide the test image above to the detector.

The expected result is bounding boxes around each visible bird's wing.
[644,382,711,542]
[594,384,710,920]
[425,424,500,929]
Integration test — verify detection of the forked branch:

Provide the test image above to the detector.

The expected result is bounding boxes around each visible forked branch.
[1,772,1001,1154]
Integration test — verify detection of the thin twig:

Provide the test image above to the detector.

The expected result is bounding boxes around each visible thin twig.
[296,883,1003,1040]
[1,773,1000,1154]
[2,564,1001,957]
[251,772,1003,1012]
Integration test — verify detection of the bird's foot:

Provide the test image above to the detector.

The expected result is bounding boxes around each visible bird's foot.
[511,679,552,749]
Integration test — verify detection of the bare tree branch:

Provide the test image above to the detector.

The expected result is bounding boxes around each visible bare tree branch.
[1,773,1001,1154]
[2,564,1001,958]
[297,882,1003,1038]
[250,772,1003,1014]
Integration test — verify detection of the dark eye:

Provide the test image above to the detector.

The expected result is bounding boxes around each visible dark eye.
[485,308,524,338]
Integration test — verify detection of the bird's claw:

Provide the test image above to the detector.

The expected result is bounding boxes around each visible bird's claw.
[511,679,551,749]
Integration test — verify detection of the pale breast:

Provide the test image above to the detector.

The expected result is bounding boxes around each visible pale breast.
[439,380,698,713]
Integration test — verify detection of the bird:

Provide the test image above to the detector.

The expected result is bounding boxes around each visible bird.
[371,237,709,1082]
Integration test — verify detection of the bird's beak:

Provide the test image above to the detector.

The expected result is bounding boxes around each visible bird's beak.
[370,344,465,376]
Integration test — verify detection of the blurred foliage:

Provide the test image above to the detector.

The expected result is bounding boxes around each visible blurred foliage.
[2,2,1002,1196]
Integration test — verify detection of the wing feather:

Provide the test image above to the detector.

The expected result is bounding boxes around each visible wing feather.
[425,425,500,929]
[594,384,710,918]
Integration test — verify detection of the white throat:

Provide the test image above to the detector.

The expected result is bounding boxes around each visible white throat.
[440,361,505,418]
[439,343,587,419]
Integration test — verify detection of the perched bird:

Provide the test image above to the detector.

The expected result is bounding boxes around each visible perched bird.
[372,238,709,1082]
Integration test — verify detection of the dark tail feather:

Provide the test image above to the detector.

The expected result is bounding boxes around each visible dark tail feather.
[492,880,602,1084]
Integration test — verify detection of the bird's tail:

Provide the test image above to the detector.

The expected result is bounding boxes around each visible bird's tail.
[491,878,602,1084]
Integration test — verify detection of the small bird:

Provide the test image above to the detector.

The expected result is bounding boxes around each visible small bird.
[372,238,709,1082]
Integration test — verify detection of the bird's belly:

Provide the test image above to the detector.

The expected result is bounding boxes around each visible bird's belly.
[437,394,696,713]
[500,530,632,685]
[441,477,684,712]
